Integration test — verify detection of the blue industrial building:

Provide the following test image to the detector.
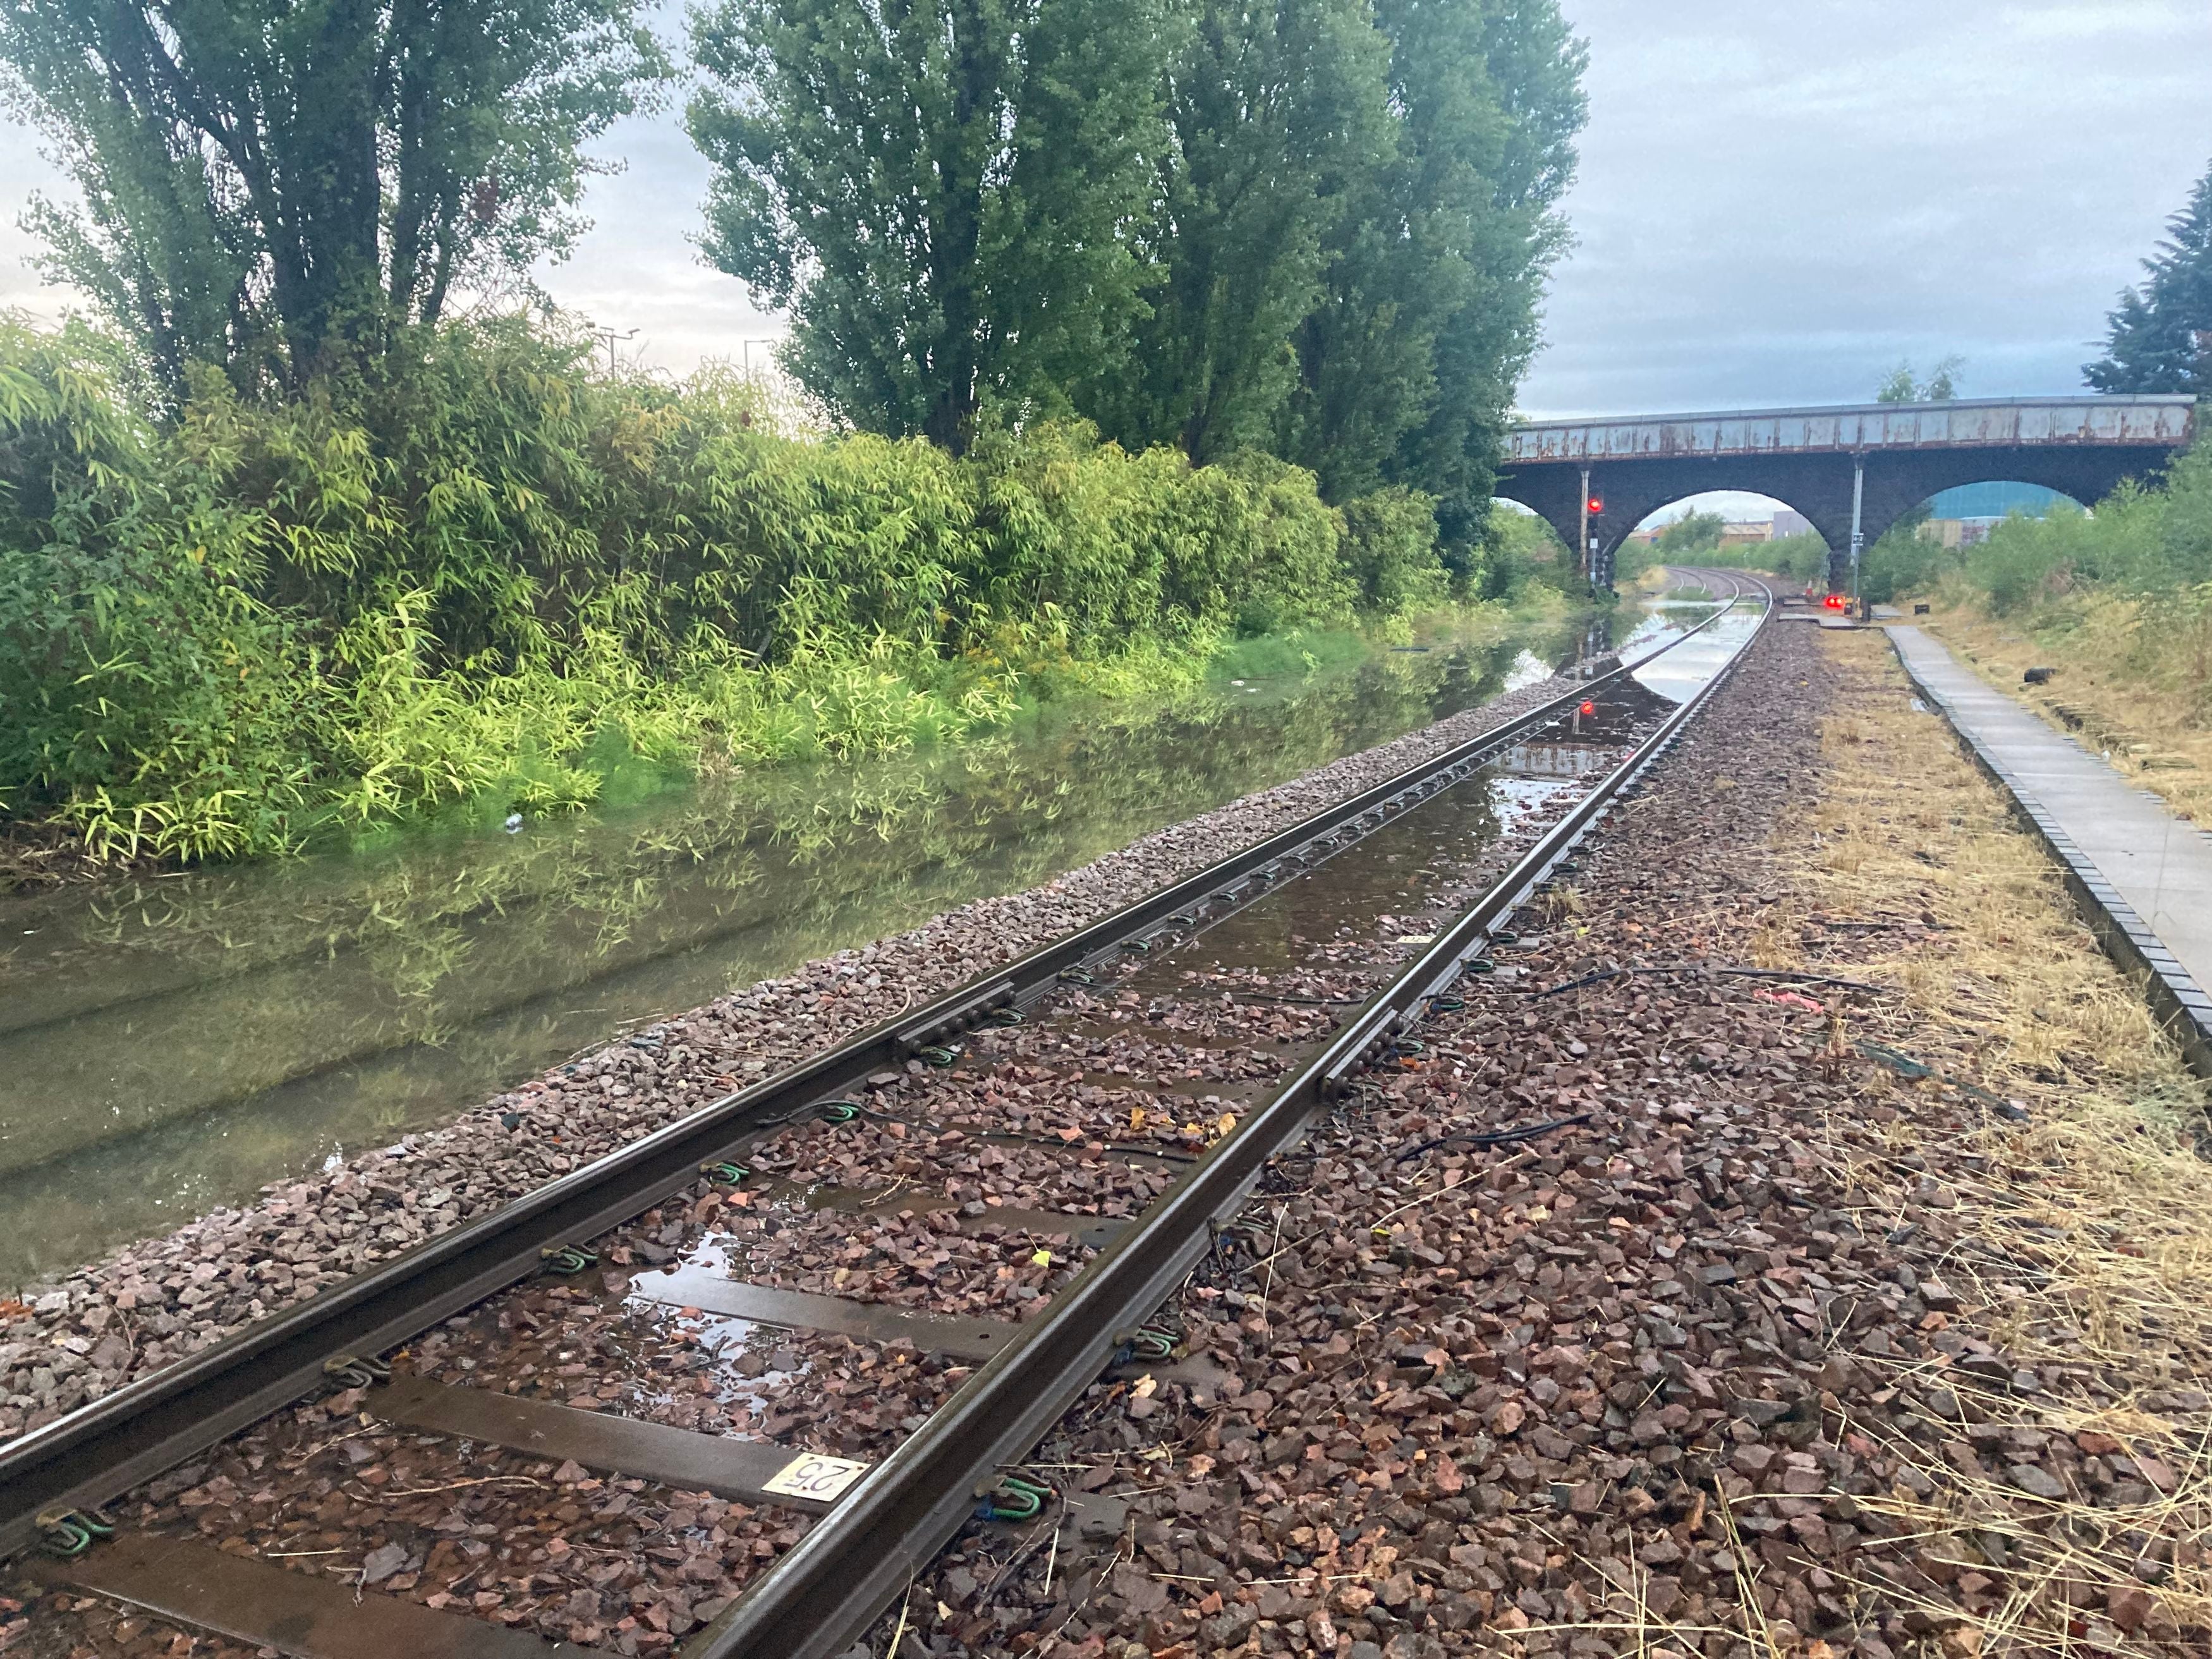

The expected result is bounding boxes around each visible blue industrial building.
[1924,480,2070,519]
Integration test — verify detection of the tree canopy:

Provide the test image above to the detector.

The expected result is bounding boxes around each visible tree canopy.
[0,0,670,398]
[1077,0,1395,470]
[687,0,1170,453]
[1875,356,1961,403]
[689,0,1586,515]
[1654,509,1725,555]
[2086,159,2212,396]
[1287,0,1586,547]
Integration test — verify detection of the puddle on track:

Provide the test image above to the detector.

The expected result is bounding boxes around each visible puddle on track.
[1,613,1680,1289]
[379,594,1756,1474]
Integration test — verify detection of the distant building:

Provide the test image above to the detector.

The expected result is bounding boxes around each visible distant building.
[1771,509,1815,539]
[1627,514,1784,549]
[1918,481,2070,547]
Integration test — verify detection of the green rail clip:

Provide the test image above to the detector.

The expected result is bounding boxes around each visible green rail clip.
[977,1473,1052,1522]
[320,1352,392,1390]
[37,1506,116,1559]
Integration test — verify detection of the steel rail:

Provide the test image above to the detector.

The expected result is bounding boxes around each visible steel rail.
[686,571,1773,1659]
[0,578,1751,1562]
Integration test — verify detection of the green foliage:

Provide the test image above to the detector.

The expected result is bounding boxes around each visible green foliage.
[1876,356,1963,403]
[0,1,669,399]
[1,315,1474,866]
[1212,450,1359,636]
[1085,0,1394,466]
[2086,158,2212,395]
[1654,509,1725,555]
[1288,0,1586,554]
[1339,486,1449,617]
[686,0,1166,452]
[1757,533,1832,585]
[1670,532,1830,586]
[1861,440,2211,615]
[686,0,1587,529]
[1854,525,1949,605]
[1473,504,1573,600]
[1886,444,2212,727]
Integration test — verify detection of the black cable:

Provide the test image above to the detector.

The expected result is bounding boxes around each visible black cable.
[1394,1112,1593,1162]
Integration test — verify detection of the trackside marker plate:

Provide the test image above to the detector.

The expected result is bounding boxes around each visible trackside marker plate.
[763,1453,870,1502]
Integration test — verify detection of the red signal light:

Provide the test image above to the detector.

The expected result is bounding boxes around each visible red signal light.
[1579,700,1595,718]
[1823,593,1845,611]
[1586,496,1603,516]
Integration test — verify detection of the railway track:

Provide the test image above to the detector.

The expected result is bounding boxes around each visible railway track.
[4,570,1773,1659]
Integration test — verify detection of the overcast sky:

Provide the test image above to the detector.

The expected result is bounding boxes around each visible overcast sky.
[0,1,2204,430]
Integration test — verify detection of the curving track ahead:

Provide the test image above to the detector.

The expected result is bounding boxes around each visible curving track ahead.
[6,571,1772,1659]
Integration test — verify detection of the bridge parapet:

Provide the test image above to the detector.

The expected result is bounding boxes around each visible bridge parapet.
[1507,395,2195,463]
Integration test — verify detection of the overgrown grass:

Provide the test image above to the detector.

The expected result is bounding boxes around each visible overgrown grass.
[1856,436,2212,822]
[0,313,1528,867]
[1913,597,2212,826]
[1773,631,2212,1655]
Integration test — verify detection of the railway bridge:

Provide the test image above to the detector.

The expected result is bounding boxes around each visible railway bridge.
[1497,393,2197,590]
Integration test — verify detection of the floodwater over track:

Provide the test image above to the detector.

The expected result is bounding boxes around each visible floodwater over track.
[0,607,1715,1291]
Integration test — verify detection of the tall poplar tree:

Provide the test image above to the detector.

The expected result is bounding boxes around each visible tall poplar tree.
[688,0,1171,453]
[0,1,669,398]
[1286,0,1586,539]
[1083,0,1584,541]
[1077,0,1395,467]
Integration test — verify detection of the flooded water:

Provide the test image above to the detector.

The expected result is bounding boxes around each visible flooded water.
[0,609,1669,1291]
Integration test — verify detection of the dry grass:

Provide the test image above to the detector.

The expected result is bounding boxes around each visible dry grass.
[1760,628,2212,1655]
[1916,597,2212,828]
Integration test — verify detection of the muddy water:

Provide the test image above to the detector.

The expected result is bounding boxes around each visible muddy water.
[0,614,1682,1290]
[597,605,1756,1378]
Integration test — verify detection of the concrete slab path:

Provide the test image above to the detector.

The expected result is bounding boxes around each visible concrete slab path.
[1886,626,2212,1071]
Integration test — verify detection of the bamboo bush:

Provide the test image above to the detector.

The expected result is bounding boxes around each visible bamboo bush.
[0,313,1480,865]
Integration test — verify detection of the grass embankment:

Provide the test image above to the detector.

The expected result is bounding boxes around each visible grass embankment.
[1760,627,2211,1650]
[1912,599,2212,826]
[1847,435,2212,823]
[1,315,1577,875]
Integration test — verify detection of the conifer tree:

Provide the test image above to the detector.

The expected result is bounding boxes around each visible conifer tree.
[2086,161,2212,396]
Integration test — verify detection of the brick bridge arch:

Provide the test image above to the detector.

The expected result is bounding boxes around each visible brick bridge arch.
[1494,396,2196,590]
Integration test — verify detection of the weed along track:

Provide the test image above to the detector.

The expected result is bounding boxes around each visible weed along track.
[3,576,1777,1658]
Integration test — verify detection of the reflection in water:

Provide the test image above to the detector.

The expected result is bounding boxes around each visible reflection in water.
[0,619,1595,1289]
[1576,611,1614,669]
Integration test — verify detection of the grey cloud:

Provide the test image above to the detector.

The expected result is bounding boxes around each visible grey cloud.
[1526,0,2211,416]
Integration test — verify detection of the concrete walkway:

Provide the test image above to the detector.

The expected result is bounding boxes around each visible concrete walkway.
[1886,626,2212,1074]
